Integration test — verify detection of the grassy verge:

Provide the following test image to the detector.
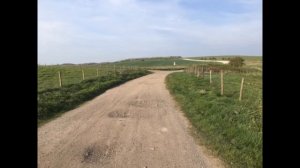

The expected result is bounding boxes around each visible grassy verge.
[166,72,262,168]
[38,70,151,127]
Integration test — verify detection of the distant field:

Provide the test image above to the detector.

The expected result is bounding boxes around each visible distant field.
[112,57,213,67]
[39,56,262,91]
[38,56,208,91]
[186,56,262,71]
[186,56,262,61]
[112,56,262,71]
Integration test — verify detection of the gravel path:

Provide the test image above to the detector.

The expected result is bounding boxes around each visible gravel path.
[38,70,224,168]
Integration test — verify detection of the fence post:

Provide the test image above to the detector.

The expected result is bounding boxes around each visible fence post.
[58,71,62,87]
[202,66,204,78]
[193,65,195,75]
[221,70,224,95]
[210,70,212,84]
[192,65,194,74]
[82,68,85,80]
[97,68,99,77]
[239,77,245,101]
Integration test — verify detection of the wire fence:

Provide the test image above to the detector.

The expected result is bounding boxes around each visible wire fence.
[38,65,144,92]
[184,64,262,102]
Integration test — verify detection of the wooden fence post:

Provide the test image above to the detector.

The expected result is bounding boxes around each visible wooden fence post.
[97,68,99,77]
[221,70,224,95]
[193,65,196,75]
[202,66,204,78]
[192,65,194,74]
[58,71,62,87]
[239,77,245,101]
[210,70,212,84]
[82,68,85,80]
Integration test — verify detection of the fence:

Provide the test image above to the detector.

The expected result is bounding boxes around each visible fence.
[38,65,143,92]
[184,64,262,101]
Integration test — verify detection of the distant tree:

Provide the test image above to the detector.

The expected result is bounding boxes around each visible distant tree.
[229,57,245,67]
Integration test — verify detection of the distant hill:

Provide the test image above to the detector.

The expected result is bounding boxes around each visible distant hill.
[119,56,182,62]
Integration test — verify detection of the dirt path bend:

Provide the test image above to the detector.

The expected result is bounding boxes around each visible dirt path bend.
[182,58,229,64]
[38,71,224,168]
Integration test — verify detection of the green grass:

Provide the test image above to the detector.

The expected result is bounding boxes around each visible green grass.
[113,57,211,67]
[38,57,223,92]
[185,56,262,71]
[186,55,262,61]
[38,69,151,126]
[166,71,262,168]
[38,64,143,92]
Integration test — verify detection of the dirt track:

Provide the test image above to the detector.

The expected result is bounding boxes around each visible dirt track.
[38,71,224,168]
[182,58,229,64]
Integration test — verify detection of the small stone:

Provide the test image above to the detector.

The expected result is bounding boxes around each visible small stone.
[161,127,168,132]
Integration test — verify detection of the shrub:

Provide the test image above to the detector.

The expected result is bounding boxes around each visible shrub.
[229,57,245,67]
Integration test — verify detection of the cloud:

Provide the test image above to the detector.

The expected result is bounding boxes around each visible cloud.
[38,0,262,64]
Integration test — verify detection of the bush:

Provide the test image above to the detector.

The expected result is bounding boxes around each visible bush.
[229,57,245,67]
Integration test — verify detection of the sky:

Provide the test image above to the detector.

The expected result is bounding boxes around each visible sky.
[38,0,262,64]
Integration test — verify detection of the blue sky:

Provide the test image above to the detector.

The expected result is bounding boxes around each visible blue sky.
[38,0,262,64]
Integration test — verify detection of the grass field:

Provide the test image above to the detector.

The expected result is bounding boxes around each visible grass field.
[186,56,262,71]
[38,69,150,126]
[38,55,262,166]
[186,55,262,61]
[39,56,260,91]
[112,57,213,67]
[166,70,262,168]
[38,57,218,91]
[38,64,144,92]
